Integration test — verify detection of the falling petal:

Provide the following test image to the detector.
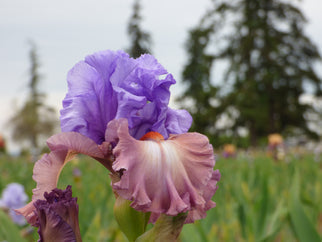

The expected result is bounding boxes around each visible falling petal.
[107,119,220,223]
[16,132,107,225]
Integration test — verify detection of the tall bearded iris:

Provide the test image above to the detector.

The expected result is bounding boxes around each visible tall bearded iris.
[16,50,220,237]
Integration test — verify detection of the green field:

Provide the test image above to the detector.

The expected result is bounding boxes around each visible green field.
[0,151,321,242]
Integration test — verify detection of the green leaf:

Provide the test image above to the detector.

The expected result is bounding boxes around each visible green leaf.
[0,209,27,242]
[237,203,247,239]
[114,196,150,242]
[83,210,102,241]
[194,221,208,242]
[288,169,321,242]
[259,200,288,241]
[256,173,269,239]
[136,213,187,242]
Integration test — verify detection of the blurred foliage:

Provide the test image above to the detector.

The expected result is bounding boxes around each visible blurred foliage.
[179,25,219,137]
[8,42,58,154]
[0,151,321,241]
[127,0,152,58]
[181,0,322,145]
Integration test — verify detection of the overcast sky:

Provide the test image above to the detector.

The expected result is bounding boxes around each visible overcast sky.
[1,0,321,152]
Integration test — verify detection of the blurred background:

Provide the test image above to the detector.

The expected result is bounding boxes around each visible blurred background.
[0,0,322,241]
[0,0,322,154]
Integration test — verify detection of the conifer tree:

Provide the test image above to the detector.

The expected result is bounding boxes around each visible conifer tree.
[179,26,217,137]
[182,0,322,145]
[127,0,152,58]
[9,42,58,154]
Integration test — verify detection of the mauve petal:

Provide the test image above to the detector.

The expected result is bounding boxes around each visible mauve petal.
[185,169,221,223]
[46,132,105,158]
[15,202,37,225]
[16,132,105,224]
[109,119,219,222]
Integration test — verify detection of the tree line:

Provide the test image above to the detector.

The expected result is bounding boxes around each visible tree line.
[9,0,322,154]
[180,0,322,146]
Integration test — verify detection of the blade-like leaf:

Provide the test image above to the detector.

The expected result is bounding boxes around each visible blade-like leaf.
[259,200,288,241]
[289,169,321,242]
[0,209,28,242]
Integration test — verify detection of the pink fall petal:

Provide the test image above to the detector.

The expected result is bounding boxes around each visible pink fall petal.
[16,132,107,225]
[107,119,220,223]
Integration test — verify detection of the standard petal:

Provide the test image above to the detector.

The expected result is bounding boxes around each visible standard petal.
[165,108,193,135]
[108,119,219,223]
[60,50,192,143]
[16,132,106,224]
[60,59,117,144]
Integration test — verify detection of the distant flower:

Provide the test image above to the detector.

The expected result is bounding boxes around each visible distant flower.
[60,50,192,143]
[0,183,28,225]
[33,185,81,242]
[0,134,5,152]
[72,167,82,177]
[268,133,283,147]
[72,168,82,183]
[222,144,236,158]
[267,133,285,160]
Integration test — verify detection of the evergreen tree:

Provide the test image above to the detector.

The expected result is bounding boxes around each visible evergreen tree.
[179,26,217,137]
[127,0,152,58]
[182,0,322,145]
[9,42,58,154]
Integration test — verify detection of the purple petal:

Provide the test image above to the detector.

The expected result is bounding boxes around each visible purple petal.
[0,183,28,225]
[34,186,81,242]
[0,183,28,209]
[36,208,77,242]
[61,58,118,144]
[60,50,192,143]
[165,108,193,135]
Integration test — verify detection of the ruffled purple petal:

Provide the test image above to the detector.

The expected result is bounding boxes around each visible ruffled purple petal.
[107,119,220,223]
[165,108,193,135]
[61,56,118,144]
[60,50,192,143]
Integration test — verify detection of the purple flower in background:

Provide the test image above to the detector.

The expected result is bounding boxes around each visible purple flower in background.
[60,50,192,144]
[0,183,28,225]
[33,185,81,242]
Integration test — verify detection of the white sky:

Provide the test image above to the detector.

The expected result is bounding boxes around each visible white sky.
[1,0,321,153]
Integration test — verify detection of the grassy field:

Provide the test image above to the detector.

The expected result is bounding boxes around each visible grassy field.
[0,150,321,242]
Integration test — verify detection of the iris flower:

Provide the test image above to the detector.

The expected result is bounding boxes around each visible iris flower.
[16,50,220,225]
[0,183,28,225]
